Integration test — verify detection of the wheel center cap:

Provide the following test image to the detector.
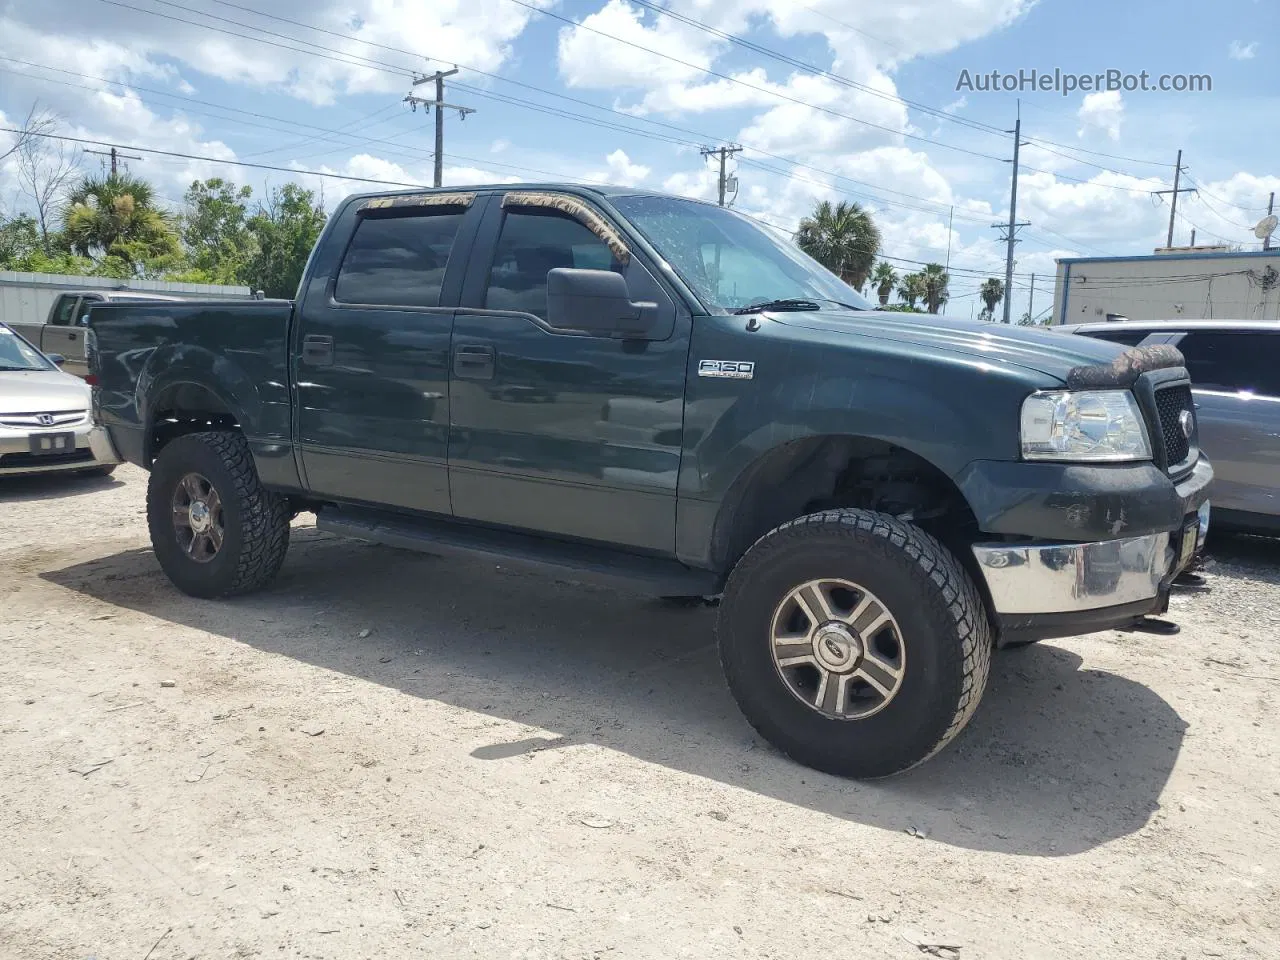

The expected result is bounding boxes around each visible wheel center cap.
[813,623,860,672]
[189,500,211,533]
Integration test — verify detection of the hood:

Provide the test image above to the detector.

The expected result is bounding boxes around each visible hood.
[0,369,92,414]
[772,309,1139,385]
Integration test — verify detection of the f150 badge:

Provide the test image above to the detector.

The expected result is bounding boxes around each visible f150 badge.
[698,360,755,380]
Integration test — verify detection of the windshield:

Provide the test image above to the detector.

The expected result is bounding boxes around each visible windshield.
[0,326,54,372]
[611,195,874,313]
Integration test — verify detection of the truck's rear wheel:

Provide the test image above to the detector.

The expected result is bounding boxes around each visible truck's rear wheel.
[717,509,991,779]
[147,431,290,598]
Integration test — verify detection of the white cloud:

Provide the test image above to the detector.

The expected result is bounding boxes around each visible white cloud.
[0,0,548,107]
[1077,91,1125,141]
[592,149,650,186]
[1228,41,1258,61]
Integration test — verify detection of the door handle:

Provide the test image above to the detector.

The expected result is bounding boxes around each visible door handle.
[454,344,495,380]
[302,334,334,366]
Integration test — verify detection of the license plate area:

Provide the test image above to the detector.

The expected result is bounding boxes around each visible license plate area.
[28,432,76,455]
[1177,518,1199,571]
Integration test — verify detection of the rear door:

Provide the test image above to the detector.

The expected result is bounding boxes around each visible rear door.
[448,193,689,554]
[293,197,482,515]
[1171,329,1280,520]
[47,294,102,377]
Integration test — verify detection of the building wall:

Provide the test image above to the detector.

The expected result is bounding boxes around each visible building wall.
[0,271,252,328]
[1052,251,1280,325]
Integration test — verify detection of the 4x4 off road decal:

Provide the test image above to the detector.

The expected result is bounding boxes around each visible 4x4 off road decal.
[698,360,755,380]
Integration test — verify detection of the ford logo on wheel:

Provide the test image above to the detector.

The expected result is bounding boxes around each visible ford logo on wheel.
[1178,409,1194,439]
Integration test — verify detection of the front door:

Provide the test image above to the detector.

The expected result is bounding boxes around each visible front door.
[448,196,690,554]
[294,199,481,515]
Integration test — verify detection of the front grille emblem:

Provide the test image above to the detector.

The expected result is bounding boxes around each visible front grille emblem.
[37,414,55,426]
[1178,409,1194,439]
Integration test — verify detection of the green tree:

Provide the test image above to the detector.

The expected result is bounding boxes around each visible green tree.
[898,272,926,309]
[61,173,180,268]
[921,263,950,315]
[244,183,327,298]
[0,211,100,275]
[871,261,898,306]
[795,199,880,291]
[181,177,256,284]
[979,277,1004,321]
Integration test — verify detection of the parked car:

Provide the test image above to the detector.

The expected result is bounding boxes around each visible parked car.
[1061,320,1278,534]
[8,290,181,379]
[87,185,1211,779]
[0,323,121,477]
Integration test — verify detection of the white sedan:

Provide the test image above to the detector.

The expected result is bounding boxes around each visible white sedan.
[0,323,121,478]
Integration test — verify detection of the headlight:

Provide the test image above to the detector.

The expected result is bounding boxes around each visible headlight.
[1020,390,1152,462]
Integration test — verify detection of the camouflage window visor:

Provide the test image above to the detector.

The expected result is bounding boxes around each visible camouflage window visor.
[358,192,476,212]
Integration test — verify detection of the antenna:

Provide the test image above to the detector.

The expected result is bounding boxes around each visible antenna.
[1253,214,1278,241]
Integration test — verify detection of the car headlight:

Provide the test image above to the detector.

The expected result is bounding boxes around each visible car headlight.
[1020,390,1152,462]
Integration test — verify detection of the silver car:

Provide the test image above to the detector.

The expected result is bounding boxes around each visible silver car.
[0,323,121,477]
[1061,320,1279,534]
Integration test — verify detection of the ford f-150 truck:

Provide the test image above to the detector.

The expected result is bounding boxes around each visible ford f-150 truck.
[86,184,1212,779]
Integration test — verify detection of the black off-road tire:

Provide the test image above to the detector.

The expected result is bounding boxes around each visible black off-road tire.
[717,509,991,779]
[147,431,290,599]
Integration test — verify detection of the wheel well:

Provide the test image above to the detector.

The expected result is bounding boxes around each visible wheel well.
[712,436,992,613]
[148,383,240,464]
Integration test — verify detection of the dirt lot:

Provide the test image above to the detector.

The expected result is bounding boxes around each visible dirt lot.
[1,465,1277,960]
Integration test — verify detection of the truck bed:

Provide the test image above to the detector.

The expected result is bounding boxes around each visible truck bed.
[89,299,295,474]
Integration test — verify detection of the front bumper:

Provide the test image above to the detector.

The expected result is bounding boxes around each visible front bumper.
[973,500,1211,645]
[0,423,121,476]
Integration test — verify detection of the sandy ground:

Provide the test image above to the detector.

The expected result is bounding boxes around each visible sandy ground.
[0,465,1277,960]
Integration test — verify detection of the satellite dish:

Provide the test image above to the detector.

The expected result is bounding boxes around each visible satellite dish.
[1254,214,1278,240]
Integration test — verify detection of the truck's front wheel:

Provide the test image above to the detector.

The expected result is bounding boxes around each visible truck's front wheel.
[147,431,290,599]
[717,509,991,779]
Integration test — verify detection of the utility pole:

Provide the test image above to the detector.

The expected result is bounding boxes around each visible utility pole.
[85,146,141,176]
[405,69,474,188]
[1266,192,1275,251]
[701,144,742,206]
[1027,273,1035,324]
[993,101,1029,324]
[1154,149,1195,249]
[943,205,954,315]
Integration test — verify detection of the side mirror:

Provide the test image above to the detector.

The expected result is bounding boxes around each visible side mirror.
[46,353,66,366]
[546,268,656,338]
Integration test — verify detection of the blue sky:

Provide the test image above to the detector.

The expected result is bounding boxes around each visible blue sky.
[1,0,1277,319]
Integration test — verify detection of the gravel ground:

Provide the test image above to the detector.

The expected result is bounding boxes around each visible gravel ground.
[0,465,1277,960]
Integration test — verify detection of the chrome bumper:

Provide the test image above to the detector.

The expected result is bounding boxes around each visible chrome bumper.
[0,424,121,475]
[973,532,1176,616]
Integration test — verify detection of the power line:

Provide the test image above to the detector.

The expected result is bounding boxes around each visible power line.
[405,69,475,188]
[503,0,1008,164]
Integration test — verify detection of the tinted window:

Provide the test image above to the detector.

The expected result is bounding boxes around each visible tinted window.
[1081,328,1152,347]
[485,209,617,319]
[335,211,465,307]
[1177,332,1280,396]
[50,296,79,326]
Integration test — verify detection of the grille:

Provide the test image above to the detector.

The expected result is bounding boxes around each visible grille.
[1155,384,1194,469]
[0,449,93,469]
[0,410,87,428]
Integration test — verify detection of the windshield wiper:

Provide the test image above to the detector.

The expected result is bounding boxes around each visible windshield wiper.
[733,298,822,314]
[732,297,865,315]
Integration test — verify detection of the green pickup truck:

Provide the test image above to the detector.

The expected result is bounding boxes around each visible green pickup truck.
[87,184,1212,778]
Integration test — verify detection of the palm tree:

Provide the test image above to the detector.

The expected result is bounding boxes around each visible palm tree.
[979,277,1004,321]
[62,173,179,266]
[921,263,950,315]
[870,261,898,306]
[795,200,880,291]
[898,272,926,309]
